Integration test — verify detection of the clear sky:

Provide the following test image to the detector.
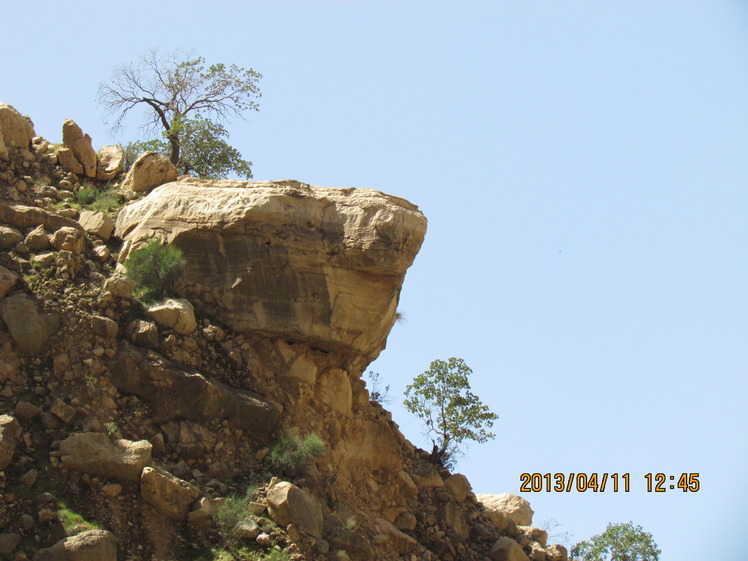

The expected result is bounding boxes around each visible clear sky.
[4,2,747,559]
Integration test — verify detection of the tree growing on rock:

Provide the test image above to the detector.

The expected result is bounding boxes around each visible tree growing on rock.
[572,522,661,561]
[99,48,260,179]
[403,357,498,467]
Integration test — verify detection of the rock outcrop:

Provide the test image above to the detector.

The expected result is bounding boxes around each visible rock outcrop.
[478,493,535,526]
[115,179,427,364]
[61,119,97,178]
[120,151,177,193]
[37,529,117,561]
[0,103,34,160]
[58,432,152,481]
[0,293,61,354]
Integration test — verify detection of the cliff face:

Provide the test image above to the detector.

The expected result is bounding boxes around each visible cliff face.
[0,103,569,561]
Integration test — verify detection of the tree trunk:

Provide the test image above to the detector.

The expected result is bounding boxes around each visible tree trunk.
[167,132,180,166]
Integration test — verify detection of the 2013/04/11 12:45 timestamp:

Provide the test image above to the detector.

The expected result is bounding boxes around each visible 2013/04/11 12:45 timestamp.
[518,473,700,492]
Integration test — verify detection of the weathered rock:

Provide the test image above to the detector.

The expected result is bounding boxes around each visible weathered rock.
[50,226,85,254]
[51,398,77,424]
[394,511,417,531]
[141,466,201,520]
[147,298,196,334]
[115,179,427,365]
[276,340,318,383]
[0,293,61,354]
[412,464,445,490]
[120,151,177,193]
[489,536,531,561]
[109,342,280,438]
[103,273,135,299]
[329,527,375,559]
[316,367,352,416]
[375,517,418,554]
[93,244,110,261]
[96,145,125,180]
[445,473,473,502]
[127,319,159,348]
[0,265,18,298]
[90,315,118,338]
[62,119,97,178]
[0,532,21,556]
[14,400,41,422]
[266,480,324,538]
[478,493,535,526]
[24,225,50,251]
[235,518,260,540]
[0,414,22,470]
[59,432,152,481]
[0,202,84,234]
[0,225,23,250]
[0,103,34,160]
[518,526,548,547]
[545,544,569,561]
[57,147,83,175]
[78,210,115,241]
[37,529,117,561]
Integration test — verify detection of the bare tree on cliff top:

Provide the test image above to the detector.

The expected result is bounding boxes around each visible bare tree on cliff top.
[99,48,261,174]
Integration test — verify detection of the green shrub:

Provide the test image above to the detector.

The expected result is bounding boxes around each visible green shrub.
[214,486,258,547]
[270,431,325,476]
[75,184,98,205]
[123,240,186,302]
[91,187,122,215]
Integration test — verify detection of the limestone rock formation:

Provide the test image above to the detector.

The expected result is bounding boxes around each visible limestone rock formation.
[37,529,117,561]
[109,342,280,437]
[58,432,152,481]
[146,298,196,334]
[96,145,125,180]
[115,179,427,363]
[478,493,535,526]
[141,466,201,520]
[120,151,178,193]
[266,480,324,538]
[0,103,34,160]
[0,293,61,354]
[61,119,97,178]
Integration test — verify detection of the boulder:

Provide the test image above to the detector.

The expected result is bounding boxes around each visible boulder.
[109,342,280,438]
[445,473,473,502]
[57,147,83,175]
[120,151,177,193]
[315,367,352,416]
[90,315,119,338]
[37,529,117,561]
[146,298,196,334]
[62,119,97,178]
[0,414,22,470]
[489,536,531,561]
[103,273,135,299]
[0,533,21,557]
[545,544,569,561]
[141,466,200,520]
[439,501,470,539]
[0,293,61,354]
[59,432,152,481]
[0,225,23,250]
[0,265,18,298]
[96,145,125,180]
[127,319,159,348]
[478,493,534,526]
[24,225,50,250]
[518,526,548,547]
[115,179,427,363]
[0,202,84,234]
[266,480,324,538]
[50,226,85,254]
[79,210,115,241]
[0,103,34,159]
[375,517,418,554]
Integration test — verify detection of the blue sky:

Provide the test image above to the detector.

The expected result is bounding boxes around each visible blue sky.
[4,2,748,559]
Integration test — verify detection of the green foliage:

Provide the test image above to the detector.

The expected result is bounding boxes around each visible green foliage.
[571,522,661,561]
[57,500,99,534]
[366,371,391,404]
[100,48,260,179]
[124,117,253,179]
[75,184,98,205]
[123,240,186,302]
[214,486,258,547]
[403,357,498,466]
[270,431,326,476]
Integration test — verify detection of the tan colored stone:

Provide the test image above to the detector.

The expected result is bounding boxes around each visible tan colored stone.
[478,493,534,526]
[375,518,418,555]
[0,103,34,159]
[0,265,18,298]
[91,315,118,338]
[57,147,83,175]
[50,226,85,254]
[37,529,117,561]
[439,501,470,539]
[545,544,569,561]
[62,119,97,178]
[120,151,177,193]
[79,210,115,241]
[266,480,323,538]
[489,537,530,561]
[147,298,196,334]
[24,225,50,251]
[316,368,352,416]
[50,398,76,424]
[59,432,152,481]
[96,145,124,180]
[0,201,84,235]
[103,274,135,299]
[445,473,473,502]
[127,319,159,348]
[141,466,200,520]
[0,414,22,470]
[519,526,548,547]
[115,179,427,365]
[0,294,61,354]
[0,226,23,250]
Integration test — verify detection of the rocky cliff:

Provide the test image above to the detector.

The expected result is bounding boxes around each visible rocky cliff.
[0,103,569,561]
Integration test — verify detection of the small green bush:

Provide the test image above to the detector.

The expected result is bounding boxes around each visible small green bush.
[215,486,258,547]
[123,240,186,302]
[75,184,98,205]
[270,431,325,476]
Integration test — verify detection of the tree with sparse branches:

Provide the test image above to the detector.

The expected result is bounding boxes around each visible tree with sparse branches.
[572,522,661,561]
[99,48,260,178]
[404,357,498,467]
